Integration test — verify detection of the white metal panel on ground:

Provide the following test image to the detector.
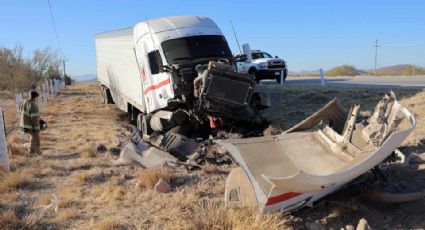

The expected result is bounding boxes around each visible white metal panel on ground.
[0,107,9,172]
[219,98,415,213]
[95,28,144,112]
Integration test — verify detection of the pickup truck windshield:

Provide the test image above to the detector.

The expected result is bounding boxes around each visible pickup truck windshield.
[252,52,273,59]
[162,35,232,64]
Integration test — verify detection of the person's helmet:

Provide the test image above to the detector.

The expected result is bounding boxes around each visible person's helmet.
[30,90,39,100]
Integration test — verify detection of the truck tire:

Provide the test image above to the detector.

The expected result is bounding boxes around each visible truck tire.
[275,69,287,84]
[127,104,139,124]
[104,88,114,104]
[137,113,153,141]
[100,87,114,104]
[100,87,107,104]
[248,68,259,83]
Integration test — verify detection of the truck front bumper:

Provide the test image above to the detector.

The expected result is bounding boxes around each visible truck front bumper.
[256,69,286,80]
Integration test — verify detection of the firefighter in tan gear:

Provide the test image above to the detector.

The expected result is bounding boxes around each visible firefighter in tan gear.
[19,91,41,154]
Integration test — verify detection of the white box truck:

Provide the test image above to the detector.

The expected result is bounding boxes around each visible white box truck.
[95,16,268,146]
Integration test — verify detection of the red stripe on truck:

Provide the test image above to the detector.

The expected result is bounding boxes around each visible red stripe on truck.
[265,192,302,206]
[143,79,171,95]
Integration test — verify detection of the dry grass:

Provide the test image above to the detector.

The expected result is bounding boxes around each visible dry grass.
[203,164,224,174]
[89,218,127,230]
[136,166,174,190]
[1,192,19,203]
[0,170,32,192]
[6,133,28,155]
[57,187,81,208]
[55,208,78,222]
[75,169,106,184]
[37,193,52,206]
[90,181,127,204]
[0,209,40,230]
[184,205,285,230]
[151,185,286,229]
[79,143,98,158]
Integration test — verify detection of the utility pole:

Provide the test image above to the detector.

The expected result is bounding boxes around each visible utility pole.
[373,39,380,77]
[62,60,66,79]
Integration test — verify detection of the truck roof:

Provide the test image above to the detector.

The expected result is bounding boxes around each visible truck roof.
[95,16,221,41]
[139,15,218,34]
[95,27,133,39]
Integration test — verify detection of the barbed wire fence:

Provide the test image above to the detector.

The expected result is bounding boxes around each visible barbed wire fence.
[0,78,66,172]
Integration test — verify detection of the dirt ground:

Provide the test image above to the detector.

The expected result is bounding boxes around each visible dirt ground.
[1,83,425,229]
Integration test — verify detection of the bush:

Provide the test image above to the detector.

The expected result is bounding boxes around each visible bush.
[0,45,63,92]
[326,65,361,77]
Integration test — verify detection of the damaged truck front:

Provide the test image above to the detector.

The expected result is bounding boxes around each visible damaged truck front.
[95,16,268,160]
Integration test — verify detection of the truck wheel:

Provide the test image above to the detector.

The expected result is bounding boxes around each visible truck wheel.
[137,114,153,141]
[104,88,114,104]
[248,69,259,83]
[276,70,287,84]
[127,105,139,124]
[100,87,107,104]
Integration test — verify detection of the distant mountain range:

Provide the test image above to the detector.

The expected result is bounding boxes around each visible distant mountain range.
[71,64,425,81]
[72,74,97,82]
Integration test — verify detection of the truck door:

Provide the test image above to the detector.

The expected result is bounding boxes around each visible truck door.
[134,36,174,114]
[143,49,173,113]
[235,55,248,73]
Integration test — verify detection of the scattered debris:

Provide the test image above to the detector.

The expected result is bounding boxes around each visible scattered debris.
[96,144,107,153]
[363,181,423,204]
[305,222,326,230]
[220,92,416,213]
[114,141,177,168]
[109,147,121,156]
[344,225,355,230]
[154,178,172,193]
[356,218,370,230]
[394,149,407,165]
[406,153,424,165]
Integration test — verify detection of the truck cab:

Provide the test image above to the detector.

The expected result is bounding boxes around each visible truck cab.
[132,16,234,114]
[235,48,287,83]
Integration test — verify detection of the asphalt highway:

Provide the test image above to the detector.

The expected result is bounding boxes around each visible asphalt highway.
[262,76,425,89]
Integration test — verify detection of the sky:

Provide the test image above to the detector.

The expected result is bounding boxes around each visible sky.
[1,0,425,79]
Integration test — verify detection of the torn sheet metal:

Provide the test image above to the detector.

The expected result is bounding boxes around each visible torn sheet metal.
[115,138,177,168]
[218,92,416,213]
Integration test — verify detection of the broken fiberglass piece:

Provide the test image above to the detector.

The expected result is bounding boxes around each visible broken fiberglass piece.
[218,92,416,213]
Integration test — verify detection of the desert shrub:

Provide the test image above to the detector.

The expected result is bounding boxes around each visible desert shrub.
[326,65,361,77]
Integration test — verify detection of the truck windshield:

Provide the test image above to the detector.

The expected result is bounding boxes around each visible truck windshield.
[162,35,232,64]
[252,52,273,59]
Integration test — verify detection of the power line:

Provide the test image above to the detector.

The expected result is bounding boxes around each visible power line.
[47,0,67,77]
[230,21,242,54]
[47,0,61,51]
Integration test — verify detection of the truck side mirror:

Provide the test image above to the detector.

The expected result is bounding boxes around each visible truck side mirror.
[160,65,172,73]
[275,56,279,58]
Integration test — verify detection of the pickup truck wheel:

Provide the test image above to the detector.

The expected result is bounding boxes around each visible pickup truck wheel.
[276,70,287,84]
[248,69,259,83]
